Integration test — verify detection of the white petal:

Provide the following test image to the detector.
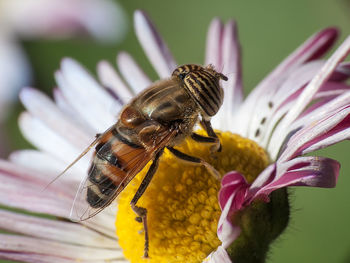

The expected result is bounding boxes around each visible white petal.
[9,149,83,182]
[134,10,176,78]
[97,60,133,103]
[0,210,117,248]
[0,234,123,260]
[0,252,128,263]
[117,52,152,94]
[205,18,224,68]
[57,58,117,132]
[221,20,243,109]
[214,20,243,131]
[257,61,323,146]
[18,112,91,173]
[0,176,74,218]
[0,252,78,263]
[53,88,95,136]
[20,87,91,149]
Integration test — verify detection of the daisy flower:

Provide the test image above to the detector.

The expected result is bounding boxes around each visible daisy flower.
[0,9,349,263]
[0,0,127,122]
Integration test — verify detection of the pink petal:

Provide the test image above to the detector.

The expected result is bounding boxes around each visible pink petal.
[217,193,241,248]
[134,10,176,78]
[261,80,350,151]
[217,172,249,247]
[249,164,277,193]
[269,36,350,159]
[252,157,339,200]
[329,62,350,81]
[234,28,338,138]
[251,27,338,98]
[249,61,350,148]
[219,172,248,210]
[298,112,350,155]
[291,89,350,133]
[279,105,350,161]
[315,82,350,99]
[302,128,350,154]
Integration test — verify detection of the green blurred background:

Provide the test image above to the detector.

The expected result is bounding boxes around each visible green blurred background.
[3,0,350,262]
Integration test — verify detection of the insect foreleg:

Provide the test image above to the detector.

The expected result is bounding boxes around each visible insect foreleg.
[167,147,220,180]
[130,148,164,258]
[200,119,221,152]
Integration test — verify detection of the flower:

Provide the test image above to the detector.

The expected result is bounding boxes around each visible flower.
[0,0,127,122]
[0,9,350,263]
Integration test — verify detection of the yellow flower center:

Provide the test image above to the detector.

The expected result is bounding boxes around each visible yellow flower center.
[115,131,269,262]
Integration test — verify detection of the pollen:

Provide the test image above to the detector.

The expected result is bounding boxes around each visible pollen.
[115,131,269,262]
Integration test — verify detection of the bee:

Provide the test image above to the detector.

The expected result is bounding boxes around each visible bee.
[60,64,227,258]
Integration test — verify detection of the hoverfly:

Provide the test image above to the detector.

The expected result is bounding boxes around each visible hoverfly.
[59,64,227,258]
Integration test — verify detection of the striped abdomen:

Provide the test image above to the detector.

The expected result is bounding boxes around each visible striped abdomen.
[172,64,227,117]
[87,127,150,208]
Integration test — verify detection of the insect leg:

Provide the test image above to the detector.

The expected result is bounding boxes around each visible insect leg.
[200,119,221,152]
[130,148,164,258]
[191,132,220,143]
[167,147,220,180]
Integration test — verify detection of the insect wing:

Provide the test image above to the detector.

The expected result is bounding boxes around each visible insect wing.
[70,127,178,221]
[70,136,150,221]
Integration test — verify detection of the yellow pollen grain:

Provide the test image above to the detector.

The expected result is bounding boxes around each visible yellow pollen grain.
[115,131,269,263]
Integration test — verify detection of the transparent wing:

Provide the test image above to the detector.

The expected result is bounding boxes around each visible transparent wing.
[44,124,118,190]
[70,127,178,221]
